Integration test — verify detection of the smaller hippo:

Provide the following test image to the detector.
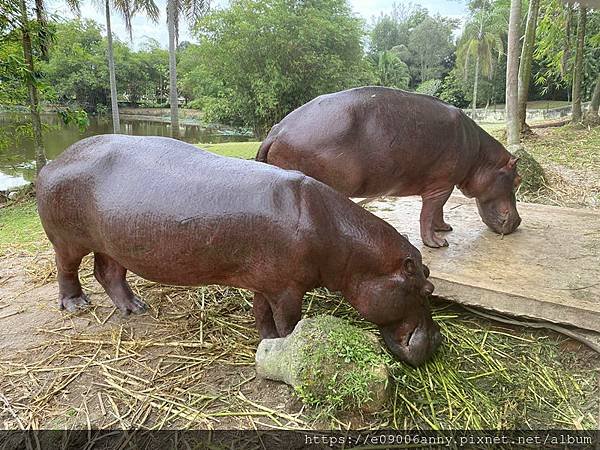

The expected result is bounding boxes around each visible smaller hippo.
[257,87,522,248]
[37,135,441,367]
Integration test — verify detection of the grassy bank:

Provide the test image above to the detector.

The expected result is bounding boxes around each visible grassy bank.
[197,141,261,159]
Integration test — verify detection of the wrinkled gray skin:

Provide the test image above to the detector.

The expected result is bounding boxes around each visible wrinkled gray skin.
[257,86,523,248]
[36,135,441,366]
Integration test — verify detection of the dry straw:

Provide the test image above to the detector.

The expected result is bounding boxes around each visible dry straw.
[1,254,598,430]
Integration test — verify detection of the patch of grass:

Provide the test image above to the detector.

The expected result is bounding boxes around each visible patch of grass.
[197,141,261,159]
[0,200,46,254]
[523,125,600,172]
[293,315,388,412]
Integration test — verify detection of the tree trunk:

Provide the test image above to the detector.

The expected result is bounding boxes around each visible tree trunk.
[19,0,46,174]
[561,5,573,78]
[586,74,600,118]
[105,0,120,133]
[472,48,480,116]
[506,0,522,146]
[517,0,540,131]
[167,0,179,139]
[571,7,587,123]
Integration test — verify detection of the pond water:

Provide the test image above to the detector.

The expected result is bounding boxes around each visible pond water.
[0,112,252,190]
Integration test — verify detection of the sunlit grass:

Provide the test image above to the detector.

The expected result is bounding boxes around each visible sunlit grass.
[197,141,261,159]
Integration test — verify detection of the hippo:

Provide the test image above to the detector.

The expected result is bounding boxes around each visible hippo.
[36,135,441,367]
[256,86,522,248]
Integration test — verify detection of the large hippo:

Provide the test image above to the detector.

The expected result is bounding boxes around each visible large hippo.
[37,135,441,367]
[256,87,522,248]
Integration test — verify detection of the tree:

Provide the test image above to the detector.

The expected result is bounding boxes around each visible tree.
[517,0,540,131]
[369,6,456,88]
[18,0,46,172]
[571,6,587,123]
[192,0,370,138]
[375,49,410,89]
[166,0,209,138]
[457,0,506,114]
[505,0,522,146]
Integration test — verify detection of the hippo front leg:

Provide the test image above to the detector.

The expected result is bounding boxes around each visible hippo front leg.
[420,190,453,248]
[263,288,304,337]
[253,293,279,339]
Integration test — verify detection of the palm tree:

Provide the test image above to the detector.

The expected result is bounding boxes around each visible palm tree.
[166,0,209,138]
[376,48,410,89]
[457,1,505,115]
[517,0,540,132]
[69,0,159,134]
[571,6,587,123]
[505,0,522,147]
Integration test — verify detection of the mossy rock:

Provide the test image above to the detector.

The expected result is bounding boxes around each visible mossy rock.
[255,316,390,412]
[509,145,546,196]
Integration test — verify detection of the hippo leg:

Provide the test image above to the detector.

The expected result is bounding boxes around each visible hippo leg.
[433,206,453,232]
[420,190,453,248]
[253,293,279,339]
[267,288,304,337]
[93,253,148,315]
[55,246,91,312]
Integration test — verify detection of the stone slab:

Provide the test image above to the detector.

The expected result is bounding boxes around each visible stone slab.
[367,194,600,333]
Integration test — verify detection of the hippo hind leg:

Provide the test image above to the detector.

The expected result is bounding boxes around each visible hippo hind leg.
[93,253,148,315]
[55,245,91,312]
[420,190,453,248]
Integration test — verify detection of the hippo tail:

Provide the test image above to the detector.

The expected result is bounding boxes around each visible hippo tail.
[255,125,279,163]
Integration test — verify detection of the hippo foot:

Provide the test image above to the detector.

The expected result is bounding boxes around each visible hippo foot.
[423,233,449,248]
[60,293,91,312]
[114,296,148,316]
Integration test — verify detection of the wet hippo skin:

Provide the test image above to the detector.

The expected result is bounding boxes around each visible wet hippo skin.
[257,86,522,248]
[37,135,441,366]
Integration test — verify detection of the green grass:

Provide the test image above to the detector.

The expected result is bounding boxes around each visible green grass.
[198,141,261,159]
[0,200,45,254]
[523,125,600,172]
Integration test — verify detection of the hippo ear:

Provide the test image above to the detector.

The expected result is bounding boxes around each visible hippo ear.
[403,257,417,276]
[507,156,519,169]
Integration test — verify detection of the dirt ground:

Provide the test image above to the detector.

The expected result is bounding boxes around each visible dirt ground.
[0,252,316,430]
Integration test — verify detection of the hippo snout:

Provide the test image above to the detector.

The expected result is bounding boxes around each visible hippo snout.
[380,321,443,367]
[502,214,522,235]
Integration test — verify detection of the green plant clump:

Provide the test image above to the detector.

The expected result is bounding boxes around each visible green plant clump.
[293,316,389,411]
[513,146,547,197]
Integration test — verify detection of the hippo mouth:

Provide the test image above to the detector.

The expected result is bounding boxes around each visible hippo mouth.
[380,323,443,367]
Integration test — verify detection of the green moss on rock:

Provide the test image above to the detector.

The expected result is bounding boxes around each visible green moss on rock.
[255,316,390,412]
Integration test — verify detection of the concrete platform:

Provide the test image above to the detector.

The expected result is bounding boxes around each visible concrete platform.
[368,194,600,333]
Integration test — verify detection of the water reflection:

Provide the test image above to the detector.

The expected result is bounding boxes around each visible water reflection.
[0,112,252,190]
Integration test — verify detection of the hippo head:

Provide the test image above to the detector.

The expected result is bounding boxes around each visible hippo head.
[350,251,442,367]
[472,156,522,235]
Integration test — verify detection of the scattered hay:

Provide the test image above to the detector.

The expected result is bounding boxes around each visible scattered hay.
[1,254,598,431]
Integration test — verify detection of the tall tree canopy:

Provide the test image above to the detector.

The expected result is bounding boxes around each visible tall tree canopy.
[189,0,372,137]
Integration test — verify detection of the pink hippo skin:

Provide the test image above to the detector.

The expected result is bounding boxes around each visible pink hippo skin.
[37,135,441,367]
[257,86,522,248]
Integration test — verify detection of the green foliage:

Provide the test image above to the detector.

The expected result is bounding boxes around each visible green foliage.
[415,79,442,96]
[189,0,374,137]
[512,146,546,197]
[369,5,457,87]
[375,49,410,89]
[293,316,388,412]
[40,20,170,112]
[439,70,470,107]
